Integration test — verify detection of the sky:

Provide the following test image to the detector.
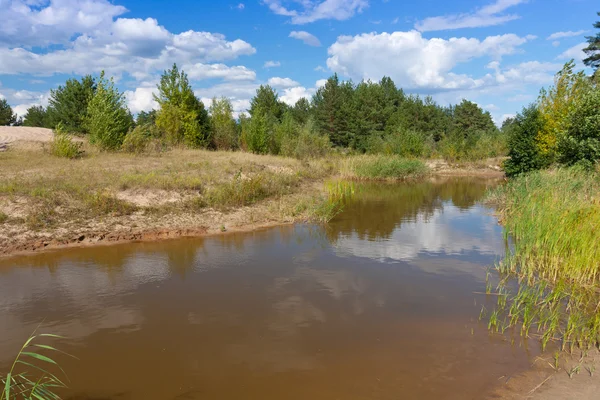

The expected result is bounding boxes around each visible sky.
[0,0,597,124]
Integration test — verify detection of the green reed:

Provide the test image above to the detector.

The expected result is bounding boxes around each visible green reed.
[486,167,600,351]
[1,332,70,400]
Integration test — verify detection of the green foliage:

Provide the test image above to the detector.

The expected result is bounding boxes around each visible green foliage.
[22,105,50,128]
[122,123,164,154]
[154,64,211,148]
[245,111,274,154]
[249,85,285,121]
[349,156,429,180]
[450,99,496,136]
[0,98,16,126]
[85,72,133,150]
[583,11,600,71]
[209,97,238,150]
[558,87,600,167]
[0,332,69,400]
[136,110,157,126]
[50,123,83,159]
[313,74,355,147]
[0,211,7,224]
[370,128,431,158]
[290,98,312,124]
[280,118,331,159]
[47,75,95,133]
[503,105,546,177]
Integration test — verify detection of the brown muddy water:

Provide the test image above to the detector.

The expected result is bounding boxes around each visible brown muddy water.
[0,178,538,400]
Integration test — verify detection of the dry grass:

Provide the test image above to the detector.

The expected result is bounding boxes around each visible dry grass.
[0,145,338,253]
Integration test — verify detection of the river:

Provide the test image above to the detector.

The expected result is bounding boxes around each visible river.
[0,177,538,399]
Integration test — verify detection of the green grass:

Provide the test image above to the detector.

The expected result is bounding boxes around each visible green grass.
[0,211,7,224]
[487,167,600,351]
[342,155,429,180]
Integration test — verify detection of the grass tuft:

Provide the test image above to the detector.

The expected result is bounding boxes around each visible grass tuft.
[342,155,429,180]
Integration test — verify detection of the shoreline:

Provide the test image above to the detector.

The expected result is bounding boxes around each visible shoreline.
[0,168,504,260]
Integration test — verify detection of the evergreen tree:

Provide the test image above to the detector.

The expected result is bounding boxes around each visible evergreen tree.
[22,105,49,128]
[154,64,211,148]
[290,98,312,125]
[451,99,496,136]
[86,71,133,150]
[583,12,600,71]
[249,85,285,121]
[136,110,157,126]
[313,74,354,147]
[47,75,95,132]
[0,99,16,126]
[209,97,238,150]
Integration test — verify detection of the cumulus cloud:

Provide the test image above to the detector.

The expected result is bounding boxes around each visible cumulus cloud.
[0,0,128,47]
[264,60,281,68]
[326,30,535,90]
[267,77,300,88]
[279,86,314,105]
[124,87,158,114]
[0,4,256,80]
[415,0,527,32]
[289,31,321,47]
[264,0,368,24]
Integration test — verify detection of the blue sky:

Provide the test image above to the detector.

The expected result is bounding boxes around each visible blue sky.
[0,0,597,123]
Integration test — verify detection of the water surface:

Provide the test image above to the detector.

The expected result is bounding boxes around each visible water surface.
[0,177,536,399]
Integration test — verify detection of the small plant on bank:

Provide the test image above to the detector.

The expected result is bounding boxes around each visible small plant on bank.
[0,211,8,224]
[49,123,83,159]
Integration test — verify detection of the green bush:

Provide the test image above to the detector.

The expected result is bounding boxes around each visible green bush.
[50,123,83,159]
[558,88,600,168]
[0,211,8,224]
[280,119,330,159]
[122,123,165,154]
[351,156,429,179]
[503,105,546,177]
[245,112,273,154]
[380,129,432,158]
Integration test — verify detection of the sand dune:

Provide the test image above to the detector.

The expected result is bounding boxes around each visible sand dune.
[0,126,54,145]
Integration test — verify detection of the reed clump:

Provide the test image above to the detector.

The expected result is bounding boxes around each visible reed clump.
[341,155,429,180]
[487,167,600,350]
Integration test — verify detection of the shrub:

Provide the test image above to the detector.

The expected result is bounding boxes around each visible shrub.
[122,123,165,154]
[0,211,7,224]
[280,119,330,159]
[380,129,432,158]
[348,155,429,180]
[503,105,546,177]
[50,123,83,159]
[245,112,273,154]
[558,88,600,168]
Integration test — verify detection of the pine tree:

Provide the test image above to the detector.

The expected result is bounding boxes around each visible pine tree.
[249,85,285,121]
[0,99,16,126]
[313,74,354,147]
[47,75,96,132]
[23,105,49,128]
[583,12,600,71]
[86,71,133,150]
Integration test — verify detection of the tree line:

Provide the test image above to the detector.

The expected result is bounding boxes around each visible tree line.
[3,64,502,161]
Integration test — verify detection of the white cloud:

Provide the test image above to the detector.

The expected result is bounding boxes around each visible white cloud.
[392,17,399,24]
[236,3,245,10]
[267,77,300,88]
[326,31,535,90]
[507,93,533,102]
[314,65,327,72]
[552,41,560,47]
[0,5,256,80]
[264,0,368,24]
[184,63,256,81]
[415,0,528,32]
[547,30,587,41]
[558,42,587,62]
[0,0,128,47]
[124,87,158,114]
[280,86,315,105]
[289,31,321,47]
[264,60,281,68]
[316,79,328,88]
